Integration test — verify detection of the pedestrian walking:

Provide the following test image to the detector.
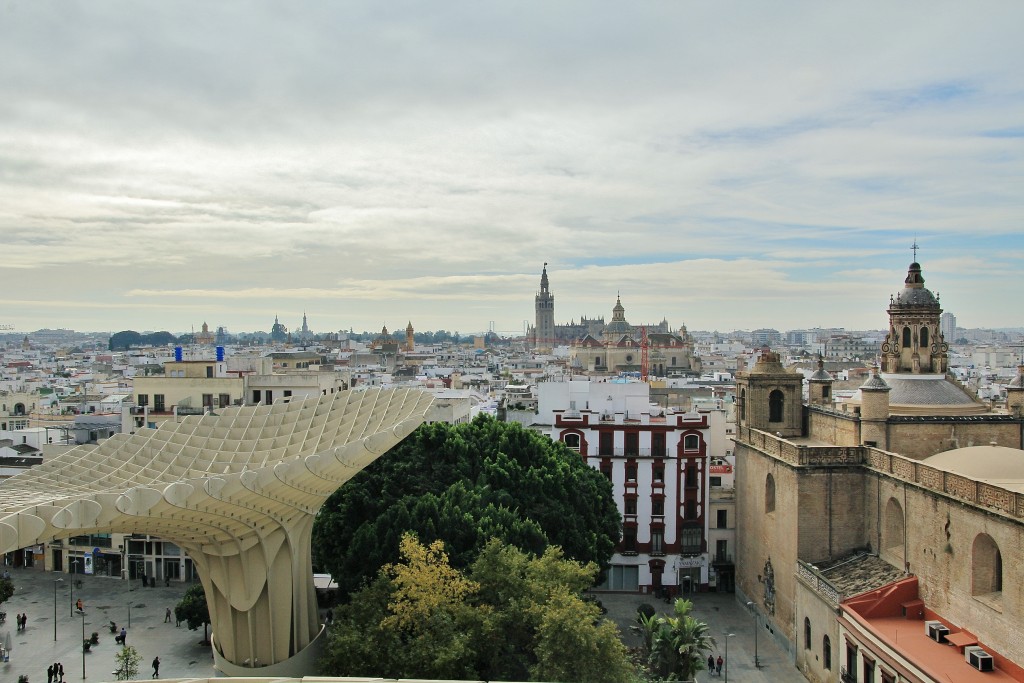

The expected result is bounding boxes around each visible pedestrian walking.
[708,653,716,675]
[152,656,160,678]
[141,572,147,588]
[47,663,54,683]
[716,655,723,675]
[164,607,172,623]
[58,661,65,682]
[119,626,127,646]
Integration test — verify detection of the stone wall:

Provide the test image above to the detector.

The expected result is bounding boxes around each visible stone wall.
[887,420,1022,460]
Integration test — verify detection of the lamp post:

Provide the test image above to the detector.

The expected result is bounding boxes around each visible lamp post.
[746,600,760,668]
[79,608,86,680]
[724,632,735,683]
[69,559,77,617]
[128,600,132,628]
[53,577,63,641]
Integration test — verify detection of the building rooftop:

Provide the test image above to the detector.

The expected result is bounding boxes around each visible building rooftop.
[924,445,1024,494]
[842,577,1024,681]
[816,553,906,599]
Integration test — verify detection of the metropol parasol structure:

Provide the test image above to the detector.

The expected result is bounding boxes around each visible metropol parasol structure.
[0,387,434,676]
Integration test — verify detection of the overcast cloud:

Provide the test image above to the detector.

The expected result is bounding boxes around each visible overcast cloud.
[2,1,1022,336]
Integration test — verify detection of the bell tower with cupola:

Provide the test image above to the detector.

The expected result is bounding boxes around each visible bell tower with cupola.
[534,263,555,352]
[880,247,948,374]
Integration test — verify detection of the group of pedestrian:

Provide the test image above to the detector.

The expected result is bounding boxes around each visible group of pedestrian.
[14,612,28,630]
[707,653,724,676]
[45,661,65,683]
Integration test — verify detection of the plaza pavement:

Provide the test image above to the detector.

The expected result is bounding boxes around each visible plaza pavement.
[597,590,810,683]
[0,566,215,683]
[2,566,809,683]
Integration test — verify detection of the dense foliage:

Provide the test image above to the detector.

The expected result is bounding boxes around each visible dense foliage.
[319,535,638,683]
[632,599,716,681]
[108,330,178,350]
[174,583,211,643]
[0,576,13,604]
[312,415,621,597]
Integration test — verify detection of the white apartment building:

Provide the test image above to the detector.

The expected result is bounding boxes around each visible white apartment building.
[536,379,729,596]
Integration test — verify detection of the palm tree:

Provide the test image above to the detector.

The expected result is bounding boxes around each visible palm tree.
[632,599,715,682]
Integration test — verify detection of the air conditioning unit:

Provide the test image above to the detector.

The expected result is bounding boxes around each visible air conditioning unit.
[965,646,994,671]
[924,620,949,643]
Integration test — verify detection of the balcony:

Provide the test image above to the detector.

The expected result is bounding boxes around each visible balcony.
[596,447,673,458]
[840,666,856,683]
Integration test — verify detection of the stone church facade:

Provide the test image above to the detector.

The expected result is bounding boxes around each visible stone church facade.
[734,260,1024,681]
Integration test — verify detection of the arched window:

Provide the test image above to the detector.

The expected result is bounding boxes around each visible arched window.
[972,533,1003,595]
[902,326,911,347]
[769,390,784,423]
[883,498,905,558]
[823,635,832,670]
[765,473,776,514]
[684,434,699,451]
[920,326,929,348]
[804,617,811,649]
[563,433,581,452]
[739,389,746,422]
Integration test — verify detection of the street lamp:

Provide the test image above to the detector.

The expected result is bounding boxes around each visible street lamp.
[69,559,76,617]
[53,577,63,641]
[724,632,735,683]
[746,601,760,668]
[78,608,86,680]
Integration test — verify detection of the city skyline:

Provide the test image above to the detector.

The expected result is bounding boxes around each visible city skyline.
[3,3,1023,335]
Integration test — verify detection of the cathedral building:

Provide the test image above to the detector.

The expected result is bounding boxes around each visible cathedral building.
[734,259,1024,681]
[528,265,699,376]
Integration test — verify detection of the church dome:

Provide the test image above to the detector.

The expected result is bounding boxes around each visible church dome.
[891,262,939,308]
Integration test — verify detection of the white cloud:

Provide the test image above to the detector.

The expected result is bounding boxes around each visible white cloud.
[1,1,1022,334]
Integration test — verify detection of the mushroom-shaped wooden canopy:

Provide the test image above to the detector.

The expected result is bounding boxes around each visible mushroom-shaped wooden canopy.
[0,388,433,676]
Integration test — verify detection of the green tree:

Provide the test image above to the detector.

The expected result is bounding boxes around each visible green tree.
[113,644,142,680]
[109,330,142,350]
[175,583,211,644]
[319,536,638,683]
[0,576,14,604]
[312,415,620,597]
[632,599,715,681]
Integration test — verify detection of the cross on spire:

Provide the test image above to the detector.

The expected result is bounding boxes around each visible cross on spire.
[911,239,919,262]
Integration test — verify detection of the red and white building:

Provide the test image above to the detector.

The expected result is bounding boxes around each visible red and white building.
[536,379,728,595]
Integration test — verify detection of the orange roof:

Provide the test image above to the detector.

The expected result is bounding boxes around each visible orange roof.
[841,578,1024,682]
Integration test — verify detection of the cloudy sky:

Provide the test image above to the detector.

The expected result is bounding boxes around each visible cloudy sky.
[2,2,1022,337]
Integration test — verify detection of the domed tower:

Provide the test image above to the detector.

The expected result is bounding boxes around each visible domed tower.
[881,261,948,374]
[808,355,834,407]
[603,294,630,341]
[858,368,891,448]
[736,349,803,437]
[534,263,555,352]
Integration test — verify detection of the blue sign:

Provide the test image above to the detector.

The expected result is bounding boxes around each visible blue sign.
[93,547,101,556]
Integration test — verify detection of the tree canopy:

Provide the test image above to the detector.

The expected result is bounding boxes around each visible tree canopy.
[319,534,638,683]
[312,414,621,597]
[174,583,211,644]
[108,330,178,350]
[0,576,13,604]
[632,599,716,681]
